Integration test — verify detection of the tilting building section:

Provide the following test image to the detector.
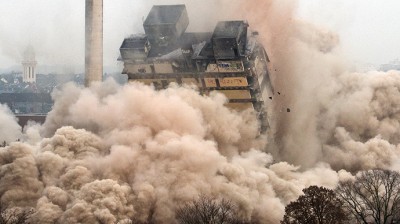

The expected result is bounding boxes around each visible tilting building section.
[119,4,273,130]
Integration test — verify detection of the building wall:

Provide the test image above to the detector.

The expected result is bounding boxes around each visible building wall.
[126,64,153,74]
[154,63,173,73]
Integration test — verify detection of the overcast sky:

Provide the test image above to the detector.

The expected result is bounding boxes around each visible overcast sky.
[0,0,399,73]
[297,0,400,65]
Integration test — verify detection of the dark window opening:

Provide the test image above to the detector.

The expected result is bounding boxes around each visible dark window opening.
[234,48,239,57]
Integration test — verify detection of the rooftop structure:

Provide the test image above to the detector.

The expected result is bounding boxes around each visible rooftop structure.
[212,21,248,59]
[143,4,189,47]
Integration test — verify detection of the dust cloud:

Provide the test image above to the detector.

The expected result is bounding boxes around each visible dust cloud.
[0,0,400,223]
[0,104,22,144]
[233,0,400,171]
[0,80,344,223]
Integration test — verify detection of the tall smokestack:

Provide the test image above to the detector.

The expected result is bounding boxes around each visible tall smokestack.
[85,0,103,86]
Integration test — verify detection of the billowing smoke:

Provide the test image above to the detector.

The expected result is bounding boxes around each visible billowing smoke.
[320,71,400,171]
[1,0,400,223]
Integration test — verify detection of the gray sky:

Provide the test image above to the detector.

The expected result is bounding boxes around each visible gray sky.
[297,0,400,65]
[0,0,399,73]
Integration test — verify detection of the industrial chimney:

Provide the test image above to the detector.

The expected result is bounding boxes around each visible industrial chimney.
[85,0,103,86]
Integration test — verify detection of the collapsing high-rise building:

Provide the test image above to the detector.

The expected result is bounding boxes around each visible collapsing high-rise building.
[119,5,273,130]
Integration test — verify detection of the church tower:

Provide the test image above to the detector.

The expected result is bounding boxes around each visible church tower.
[22,46,37,83]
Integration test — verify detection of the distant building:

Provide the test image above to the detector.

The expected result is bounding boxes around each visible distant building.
[22,46,37,83]
[379,59,400,72]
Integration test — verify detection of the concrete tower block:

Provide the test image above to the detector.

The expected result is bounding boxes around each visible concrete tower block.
[85,0,103,86]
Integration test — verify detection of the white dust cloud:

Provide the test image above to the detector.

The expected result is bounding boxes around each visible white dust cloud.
[0,104,22,144]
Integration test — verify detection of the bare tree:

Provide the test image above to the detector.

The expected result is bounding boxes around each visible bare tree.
[176,195,250,224]
[281,185,349,224]
[0,203,34,224]
[336,169,400,224]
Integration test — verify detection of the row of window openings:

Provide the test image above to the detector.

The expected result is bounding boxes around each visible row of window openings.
[144,77,251,89]
[136,64,241,74]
